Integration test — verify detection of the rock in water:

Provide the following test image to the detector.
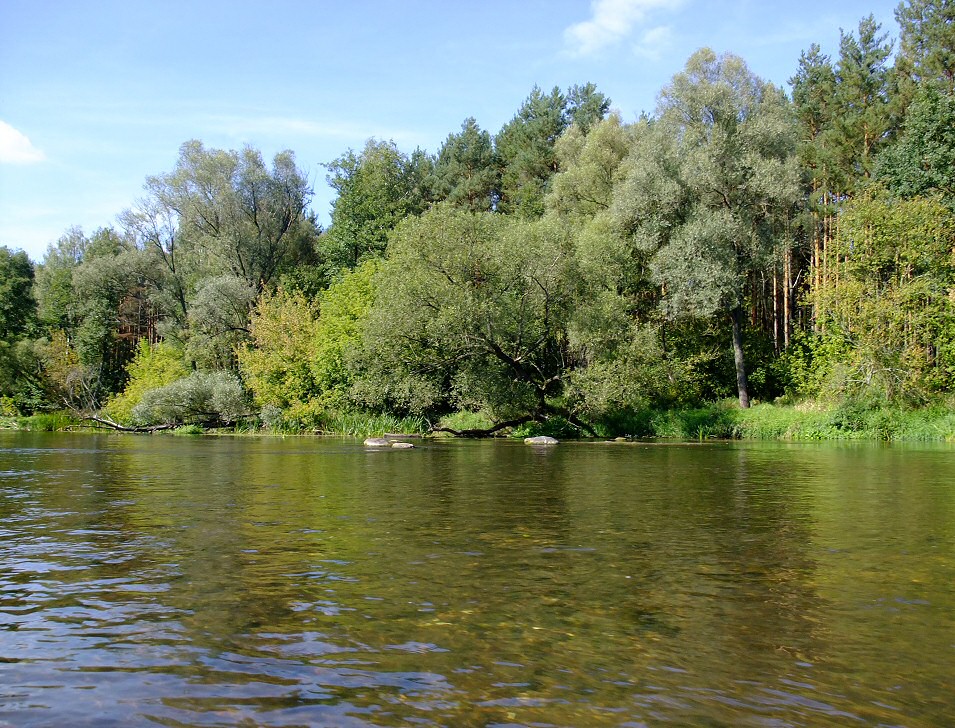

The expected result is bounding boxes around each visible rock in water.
[391,442,415,449]
[363,437,391,447]
[524,436,558,445]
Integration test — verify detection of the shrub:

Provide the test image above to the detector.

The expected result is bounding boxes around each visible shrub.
[131,371,248,427]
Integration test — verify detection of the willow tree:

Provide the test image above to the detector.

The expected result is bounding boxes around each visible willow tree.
[362,205,588,432]
[617,49,799,408]
[152,140,314,294]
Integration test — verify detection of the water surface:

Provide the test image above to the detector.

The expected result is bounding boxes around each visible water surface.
[1,432,953,726]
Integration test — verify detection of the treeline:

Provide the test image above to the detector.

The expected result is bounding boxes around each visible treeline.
[1,2,954,436]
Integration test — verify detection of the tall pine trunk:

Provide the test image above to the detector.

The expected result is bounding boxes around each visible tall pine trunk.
[731,306,750,408]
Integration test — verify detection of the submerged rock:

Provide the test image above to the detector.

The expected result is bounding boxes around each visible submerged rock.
[391,442,415,449]
[524,436,558,445]
[363,437,391,447]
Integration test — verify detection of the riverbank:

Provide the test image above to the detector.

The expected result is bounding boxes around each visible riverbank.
[626,399,955,442]
[5,399,955,442]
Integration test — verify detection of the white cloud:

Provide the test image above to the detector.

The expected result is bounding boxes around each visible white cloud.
[633,25,673,60]
[565,0,683,56]
[206,115,421,146]
[0,121,46,164]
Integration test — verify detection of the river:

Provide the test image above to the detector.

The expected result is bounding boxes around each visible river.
[1,432,953,726]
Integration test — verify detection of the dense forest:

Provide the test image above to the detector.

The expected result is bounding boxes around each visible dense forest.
[2,2,954,438]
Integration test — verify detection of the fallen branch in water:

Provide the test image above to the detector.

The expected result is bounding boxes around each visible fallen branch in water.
[82,415,180,433]
[430,416,533,438]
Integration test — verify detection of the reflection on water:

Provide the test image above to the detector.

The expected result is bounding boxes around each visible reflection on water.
[1,432,953,726]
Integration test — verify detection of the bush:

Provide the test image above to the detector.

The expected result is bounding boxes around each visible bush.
[103,340,189,424]
[436,410,495,434]
[131,371,248,427]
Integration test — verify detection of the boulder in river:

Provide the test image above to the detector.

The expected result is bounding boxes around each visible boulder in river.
[391,442,415,449]
[524,436,558,445]
[364,437,391,447]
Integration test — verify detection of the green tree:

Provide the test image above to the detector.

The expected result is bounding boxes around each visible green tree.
[431,118,499,212]
[186,275,257,369]
[895,0,955,94]
[0,246,39,411]
[495,86,569,218]
[240,261,380,426]
[323,139,430,272]
[131,370,247,427]
[33,227,148,403]
[119,191,193,333]
[547,112,633,221]
[362,205,589,431]
[791,44,840,201]
[34,226,87,332]
[239,286,322,425]
[0,246,35,342]
[832,16,894,186]
[310,260,380,412]
[816,190,955,399]
[151,140,313,294]
[877,86,955,202]
[616,49,800,408]
[791,44,841,330]
[566,82,611,133]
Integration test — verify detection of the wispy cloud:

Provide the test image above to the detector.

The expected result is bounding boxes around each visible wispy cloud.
[0,120,46,164]
[205,115,422,146]
[633,25,673,60]
[565,0,684,57]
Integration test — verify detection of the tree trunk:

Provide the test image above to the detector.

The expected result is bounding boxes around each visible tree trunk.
[731,306,750,409]
[783,247,791,348]
[772,266,779,353]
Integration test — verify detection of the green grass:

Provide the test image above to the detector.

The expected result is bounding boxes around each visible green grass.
[14,413,82,432]
[436,410,495,434]
[172,424,205,435]
[609,399,955,442]
[317,412,428,438]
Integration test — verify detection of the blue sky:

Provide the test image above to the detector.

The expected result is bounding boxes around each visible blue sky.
[1,0,900,261]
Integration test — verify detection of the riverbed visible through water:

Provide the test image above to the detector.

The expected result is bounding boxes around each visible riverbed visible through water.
[1,432,953,726]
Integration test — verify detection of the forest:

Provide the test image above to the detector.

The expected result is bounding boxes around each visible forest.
[2,1,954,440]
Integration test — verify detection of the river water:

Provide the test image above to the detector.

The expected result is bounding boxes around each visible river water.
[1,432,953,727]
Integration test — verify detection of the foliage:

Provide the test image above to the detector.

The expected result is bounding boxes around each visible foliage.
[436,410,495,434]
[311,260,379,409]
[130,371,248,427]
[877,86,955,202]
[895,0,955,94]
[496,86,570,218]
[431,118,499,212]
[149,140,313,293]
[773,329,853,400]
[239,261,379,428]
[102,339,189,424]
[14,31,955,438]
[361,205,584,426]
[814,190,955,401]
[0,247,36,341]
[0,247,40,411]
[239,286,322,424]
[14,412,80,432]
[186,275,257,369]
[614,49,799,407]
[322,140,431,272]
[832,15,894,186]
[547,113,633,221]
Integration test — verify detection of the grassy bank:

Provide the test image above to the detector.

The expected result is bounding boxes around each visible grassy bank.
[611,399,955,442]
[3,402,954,442]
